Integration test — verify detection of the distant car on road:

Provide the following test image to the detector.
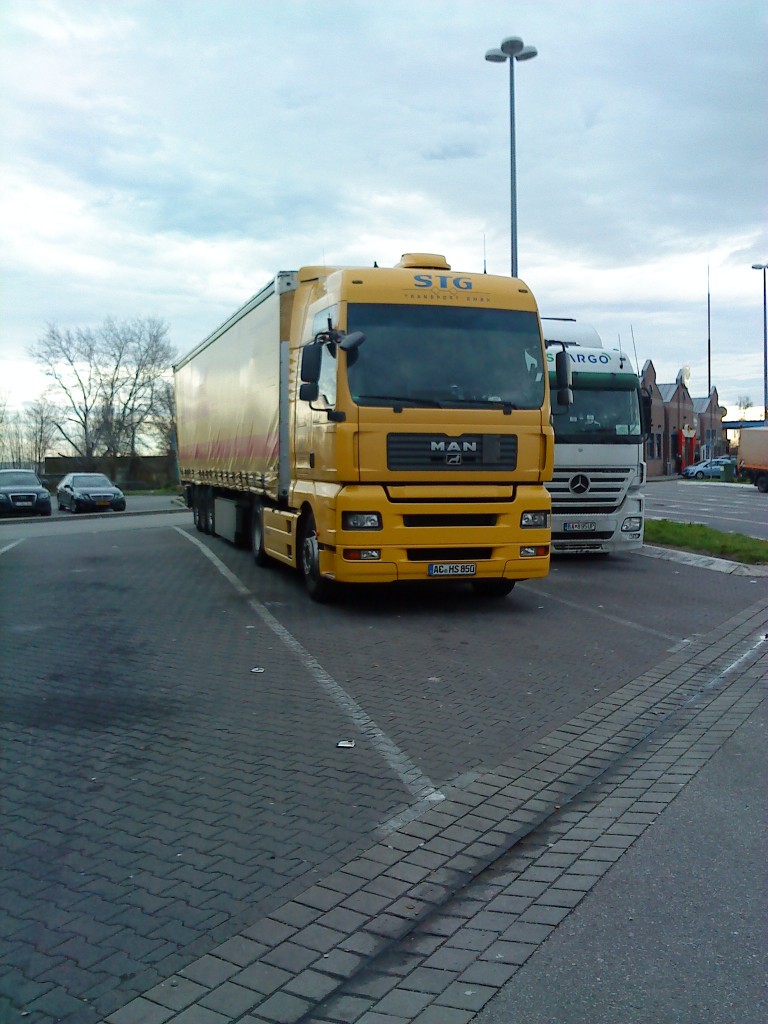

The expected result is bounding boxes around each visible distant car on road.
[57,473,127,514]
[0,469,52,517]
[681,458,734,480]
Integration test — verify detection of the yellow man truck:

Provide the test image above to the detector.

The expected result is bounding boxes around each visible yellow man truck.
[174,253,569,600]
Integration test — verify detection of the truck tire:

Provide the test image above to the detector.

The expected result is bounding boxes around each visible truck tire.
[252,502,270,566]
[204,487,215,535]
[300,512,335,602]
[193,488,205,532]
[757,475,768,493]
[471,579,515,598]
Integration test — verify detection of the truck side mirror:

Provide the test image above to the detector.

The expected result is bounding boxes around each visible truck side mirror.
[339,331,365,352]
[300,382,319,402]
[300,344,322,384]
[554,348,573,406]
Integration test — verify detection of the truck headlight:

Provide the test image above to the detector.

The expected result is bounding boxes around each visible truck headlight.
[621,517,643,532]
[521,511,550,529]
[342,512,382,530]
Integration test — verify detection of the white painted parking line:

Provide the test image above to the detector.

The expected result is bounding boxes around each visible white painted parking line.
[176,528,445,807]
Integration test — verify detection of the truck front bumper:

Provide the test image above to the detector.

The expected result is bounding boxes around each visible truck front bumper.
[318,484,551,585]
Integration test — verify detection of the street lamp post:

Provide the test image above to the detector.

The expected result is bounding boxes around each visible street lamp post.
[485,36,537,278]
[752,262,768,422]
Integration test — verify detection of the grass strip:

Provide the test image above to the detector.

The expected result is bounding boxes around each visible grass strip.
[645,519,768,565]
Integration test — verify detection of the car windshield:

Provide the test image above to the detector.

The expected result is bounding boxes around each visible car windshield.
[0,471,41,486]
[344,304,546,410]
[551,385,642,444]
[72,474,112,487]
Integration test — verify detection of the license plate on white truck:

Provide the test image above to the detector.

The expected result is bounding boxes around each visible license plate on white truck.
[563,522,596,532]
[428,563,477,576]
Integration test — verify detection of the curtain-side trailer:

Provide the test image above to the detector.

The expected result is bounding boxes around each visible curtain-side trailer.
[175,254,570,600]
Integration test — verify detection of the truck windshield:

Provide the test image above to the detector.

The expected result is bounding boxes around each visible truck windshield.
[551,386,642,444]
[345,304,545,410]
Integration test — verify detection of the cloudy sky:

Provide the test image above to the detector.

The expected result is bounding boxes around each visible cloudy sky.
[1,0,766,417]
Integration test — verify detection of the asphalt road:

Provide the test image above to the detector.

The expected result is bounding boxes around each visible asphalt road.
[645,478,768,541]
[1,504,766,1023]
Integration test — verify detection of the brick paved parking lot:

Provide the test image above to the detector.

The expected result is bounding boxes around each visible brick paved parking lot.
[1,511,766,1023]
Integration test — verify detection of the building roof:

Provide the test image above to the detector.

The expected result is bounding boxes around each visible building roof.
[657,383,680,402]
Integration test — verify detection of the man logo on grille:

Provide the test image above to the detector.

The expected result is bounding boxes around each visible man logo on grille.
[569,473,590,494]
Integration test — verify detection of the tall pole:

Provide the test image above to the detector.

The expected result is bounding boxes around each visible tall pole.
[508,57,518,278]
[486,37,537,279]
[707,264,711,395]
[753,263,768,421]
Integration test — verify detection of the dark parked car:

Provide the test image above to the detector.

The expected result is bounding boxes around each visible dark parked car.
[57,473,127,514]
[0,469,52,517]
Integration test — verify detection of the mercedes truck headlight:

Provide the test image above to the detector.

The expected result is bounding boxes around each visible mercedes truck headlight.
[621,517,643,532]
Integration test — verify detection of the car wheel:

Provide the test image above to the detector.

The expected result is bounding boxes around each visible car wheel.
[300,512,335,602]
[695,471,704,479]
[71,499,79,513]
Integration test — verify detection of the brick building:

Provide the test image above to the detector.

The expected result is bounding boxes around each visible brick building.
[641,362,726,477]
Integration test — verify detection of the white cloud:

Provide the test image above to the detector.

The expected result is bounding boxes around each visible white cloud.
[0,0,766,418]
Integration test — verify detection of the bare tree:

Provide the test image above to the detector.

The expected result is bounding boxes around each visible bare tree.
[29,318,176,458]
[3,412,26,467]
[24,397,58,472]
[736,395,753,415]
[143,377,177,455]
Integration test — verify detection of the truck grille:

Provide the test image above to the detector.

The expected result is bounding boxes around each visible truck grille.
[387,433,517,472]
[546,466,634,514]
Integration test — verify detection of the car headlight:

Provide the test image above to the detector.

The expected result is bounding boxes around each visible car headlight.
[0,494,9,502]
[521,510,550,529]
[342,512,382,530]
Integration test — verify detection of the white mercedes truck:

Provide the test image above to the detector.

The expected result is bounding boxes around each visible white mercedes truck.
[542,318,650,555]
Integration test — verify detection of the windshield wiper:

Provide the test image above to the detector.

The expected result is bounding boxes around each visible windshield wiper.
[355,394,444,408]
[443,397,520,411]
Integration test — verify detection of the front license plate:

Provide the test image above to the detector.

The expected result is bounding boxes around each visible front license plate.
[16,501,34,507]
[96,501,110,506]
[563,521,596,532]
[428,563,476,577]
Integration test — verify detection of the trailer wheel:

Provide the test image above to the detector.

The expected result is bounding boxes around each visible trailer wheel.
[300,512,335,603]
[203,487,215,535]
[757,474,768,493]
[193,488,205,532]
[471,579,515,598]
[252,502,270,566]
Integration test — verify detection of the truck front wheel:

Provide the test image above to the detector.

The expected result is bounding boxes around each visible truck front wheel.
[757,474,768,493]
[471,579,516,598]
[300,513,335,602]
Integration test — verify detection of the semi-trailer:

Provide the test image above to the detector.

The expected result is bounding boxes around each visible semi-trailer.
[175,253,570,599]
